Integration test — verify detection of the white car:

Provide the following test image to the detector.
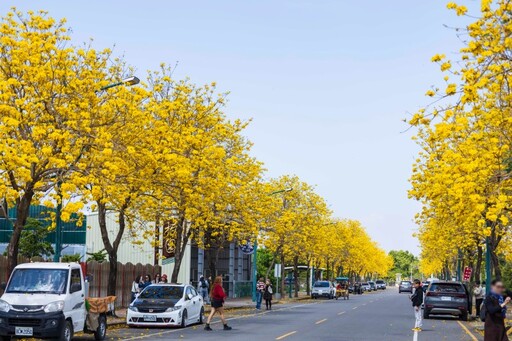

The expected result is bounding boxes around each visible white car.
[311,281,336,299]
[127,284,204,328]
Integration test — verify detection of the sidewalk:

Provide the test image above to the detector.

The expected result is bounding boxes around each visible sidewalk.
[108,293,311,326]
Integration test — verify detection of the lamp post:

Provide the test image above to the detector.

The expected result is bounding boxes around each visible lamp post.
[53,76,139,262]
[252,188,293,302]
[485,237,491,294]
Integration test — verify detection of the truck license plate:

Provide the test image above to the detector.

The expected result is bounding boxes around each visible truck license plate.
[15,327,33,336]
[143,315,157,322]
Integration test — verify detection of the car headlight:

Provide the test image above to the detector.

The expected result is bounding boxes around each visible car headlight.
[44,301,65,313]
[128,306,138,312]
[0,300,11,313]
[166,305,181,312]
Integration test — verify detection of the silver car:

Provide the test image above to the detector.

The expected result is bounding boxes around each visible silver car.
[399,281,412,293]
[311,281,335,299]
[361,282,371,292]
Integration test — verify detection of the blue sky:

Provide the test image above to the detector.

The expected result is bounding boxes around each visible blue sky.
[0,1,477,255]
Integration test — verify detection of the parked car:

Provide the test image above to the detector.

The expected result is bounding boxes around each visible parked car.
[311,281,335,299]
[127,284,204,328]
[375,280,386,290]
[360,282,371,292]
[368,281,377,291]
[0,262,109,341]
[399,281,413,293]
[423,281,469,321]
[348,284,354,293]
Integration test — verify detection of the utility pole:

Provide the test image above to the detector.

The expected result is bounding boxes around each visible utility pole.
[485,237,491,294]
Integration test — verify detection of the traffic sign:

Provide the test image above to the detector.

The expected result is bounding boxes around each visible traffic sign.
[274,264,281,278]
[463,266,472,281]
[239,241,255,255]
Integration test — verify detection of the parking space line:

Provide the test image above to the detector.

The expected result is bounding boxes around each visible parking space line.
[413,330,418,341]
[456,321,478,341]
[315,318,327,324]
[276,331,297,340]
[337,311,346,316]
[352,306,358,310]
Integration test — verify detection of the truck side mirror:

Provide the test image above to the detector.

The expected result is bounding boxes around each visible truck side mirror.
[0,283,5,290]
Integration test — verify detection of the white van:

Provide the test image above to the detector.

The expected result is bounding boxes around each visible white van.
[0,262,107,341]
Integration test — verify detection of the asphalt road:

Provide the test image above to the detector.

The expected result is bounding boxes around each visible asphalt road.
[75,288,482,341]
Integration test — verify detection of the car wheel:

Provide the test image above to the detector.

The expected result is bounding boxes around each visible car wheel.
[199,307,204,324]
[423,309,430,319]
[181,309,188,328]
[460,311,468,321]
[54,320,73,341]
[94,314,107,341]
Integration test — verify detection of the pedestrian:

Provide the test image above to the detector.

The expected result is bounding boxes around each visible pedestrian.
[204,276,232,331]
[410,279,423,332]
[198,275,210,304]
[131,275,142,302]
[474,281,485,317]
[153,274,161,284]
[160,274,168,284]
[140,274,152,290]
[264,278,273,310]
[484,279,511,341]
[256,277,265,310]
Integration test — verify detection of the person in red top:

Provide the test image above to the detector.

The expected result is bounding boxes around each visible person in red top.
[205,276,232,331]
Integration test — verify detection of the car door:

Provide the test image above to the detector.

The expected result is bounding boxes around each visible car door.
[68,268,86,332]
[184,286,199,320]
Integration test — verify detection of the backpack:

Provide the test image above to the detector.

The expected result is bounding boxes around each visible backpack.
[479,299,487,322]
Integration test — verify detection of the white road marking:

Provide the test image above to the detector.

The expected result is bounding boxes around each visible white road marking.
[276,331,297,340]
[337,311,346,316]
[120,302,319,340]
[413,330,418,341]
[315,318,327,325]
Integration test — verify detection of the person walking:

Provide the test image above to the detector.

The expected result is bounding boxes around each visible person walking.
[474,281,485,317]
[410,279,423,332]
[484,279,511,341]
[264,279,273,310]
[198,275,210,304]
[131,275,142,302]
[256,277,265,310]
[204,276,232,331]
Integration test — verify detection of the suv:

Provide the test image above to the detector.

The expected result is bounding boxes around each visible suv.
[375,280,386,290]
[399,281,412,293]
[311,281,335,299]
[361,282,371,292]
[368,281,377,291]
[423,281,470,321]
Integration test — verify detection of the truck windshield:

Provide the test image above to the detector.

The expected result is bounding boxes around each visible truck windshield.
[6,269,68,294]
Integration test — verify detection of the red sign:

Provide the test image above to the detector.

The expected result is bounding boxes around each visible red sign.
[463,267,472,281]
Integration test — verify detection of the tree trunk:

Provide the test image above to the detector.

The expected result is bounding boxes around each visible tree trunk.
[293,256,299,298]
[7,191,34,274]
[474,245,483,282]
[97,201,128,297]
[306,258,311,296]
[171,218,191,283]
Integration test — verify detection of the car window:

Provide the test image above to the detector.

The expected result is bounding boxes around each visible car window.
[190,287,198,296]
[139,286,184,299]
[376,281,384,284]
[429,283,464,293]
[401,281,411,285]
[185,286,193,299]
[314,282,329,288]
[70,269,82,292]
[362,282,369,285]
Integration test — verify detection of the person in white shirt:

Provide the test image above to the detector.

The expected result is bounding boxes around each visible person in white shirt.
[474,280,485,317]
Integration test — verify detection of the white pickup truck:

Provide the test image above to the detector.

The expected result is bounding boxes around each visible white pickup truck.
[0,262,108,341]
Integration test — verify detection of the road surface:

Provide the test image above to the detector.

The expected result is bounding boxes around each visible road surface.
[76,288,481,341]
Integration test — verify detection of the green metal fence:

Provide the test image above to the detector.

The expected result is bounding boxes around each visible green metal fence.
[234,280,252,298]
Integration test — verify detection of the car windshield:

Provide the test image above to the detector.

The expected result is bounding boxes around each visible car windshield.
[314,282,329,288]
[430,283,464,293]
[6,268,68,294]
[376,281,384,284]
[401,281,411,285]
[139,286,184,300]
[362,283,369,285]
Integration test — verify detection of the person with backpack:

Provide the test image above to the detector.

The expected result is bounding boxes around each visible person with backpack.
[198,275,210,304]
[264,278,273,310]
[410,279,423,332]
[483,279,511,341]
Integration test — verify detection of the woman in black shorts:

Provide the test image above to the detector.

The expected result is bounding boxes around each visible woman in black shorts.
[205,276,232,331]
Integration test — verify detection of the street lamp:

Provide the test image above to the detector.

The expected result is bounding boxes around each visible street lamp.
[53,75,140,262]
[252,187,293,302]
